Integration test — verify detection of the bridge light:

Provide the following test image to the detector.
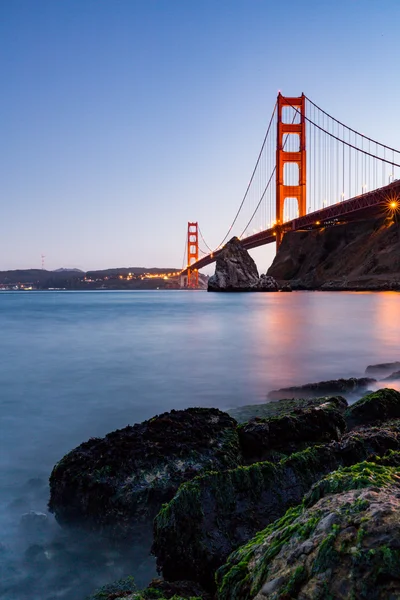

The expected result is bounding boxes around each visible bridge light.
[316,221,320,225]
[390,201,398,209]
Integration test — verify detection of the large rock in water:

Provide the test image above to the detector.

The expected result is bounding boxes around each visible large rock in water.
[48,408,241,539]
[217,462,400,600]
[208,237,278,292]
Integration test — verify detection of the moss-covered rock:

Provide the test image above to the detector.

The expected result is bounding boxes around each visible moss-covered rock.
[153,420,400,591]
[217,462,400,600]
[153,446,341,590]
[228,395,347,424]
[238,404,346,463]
[86,577,209,600]
[345,388,400,429]
[49,408,241,539]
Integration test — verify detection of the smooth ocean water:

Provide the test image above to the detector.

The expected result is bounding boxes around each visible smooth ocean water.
[1,290,399,599]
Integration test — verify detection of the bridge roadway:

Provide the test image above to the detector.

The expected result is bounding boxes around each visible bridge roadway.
[186,179,400,272]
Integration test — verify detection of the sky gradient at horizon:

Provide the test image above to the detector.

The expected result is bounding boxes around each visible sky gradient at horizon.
[1,0,399,272]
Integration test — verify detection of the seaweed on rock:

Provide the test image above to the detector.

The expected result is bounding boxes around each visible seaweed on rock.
[216,462,400,600]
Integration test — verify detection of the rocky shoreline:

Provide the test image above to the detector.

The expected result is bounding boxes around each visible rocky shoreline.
[42,362,400,599]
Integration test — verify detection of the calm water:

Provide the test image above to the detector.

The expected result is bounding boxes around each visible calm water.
[1,290,399,599]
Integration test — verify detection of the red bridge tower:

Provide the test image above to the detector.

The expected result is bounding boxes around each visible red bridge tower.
[276,93,306,247]
[187,221,199,288]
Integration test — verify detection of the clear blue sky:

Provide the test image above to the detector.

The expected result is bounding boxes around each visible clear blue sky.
[1,0,399,272]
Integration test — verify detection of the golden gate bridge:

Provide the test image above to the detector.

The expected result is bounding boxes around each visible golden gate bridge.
[181,93,400,288]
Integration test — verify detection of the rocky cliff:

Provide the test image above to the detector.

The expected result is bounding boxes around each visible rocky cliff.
[267,216,400,290]
[208,237,279,292]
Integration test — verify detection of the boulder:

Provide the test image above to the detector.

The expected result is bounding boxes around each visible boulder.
[217,462,400,600]
[256,274,279,291]
[86,577,209,600]
[365,361,400,377]
[208,237,259,291]
[238,403,346,463]
[267,377,375,401]
[153,420,400,590]
[207,237,279,292]
[49,408,241,538]
[345,388,400,429]
[229,395,348,424]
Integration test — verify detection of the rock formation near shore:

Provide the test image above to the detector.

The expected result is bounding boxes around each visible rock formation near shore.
[49,363,400,600]
[48,408,241,539]
[267,216,400,290]
[208,237,279,292]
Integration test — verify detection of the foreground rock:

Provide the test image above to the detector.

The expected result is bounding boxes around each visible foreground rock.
[267,376,375,401]
[345,388,400,429]
[153,412,400,589]
[228,395,347,424]
[238,400,346,463]
[49,408,241,538]
[208,237,279,292]
[87,577,209,600]
[217,462,400,600]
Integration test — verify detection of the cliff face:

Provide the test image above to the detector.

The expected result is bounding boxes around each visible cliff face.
[208,237,279,292]
[267,217,400,290]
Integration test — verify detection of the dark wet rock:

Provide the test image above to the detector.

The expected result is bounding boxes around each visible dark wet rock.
[49,407,241,539]
[153,420,400,590]
[267,377,375,401]
[86,576,137,599]
[383,370,400,381]
[86,576,209,600]
[280,283,292,292]
[217,462,400,600]
[207,237,278,292]
[229,395,348,424]
[365,361,400,377]
[238,403,346,463]
[208,237,259,291]
[345,388,400,429]
[257,274,279,291]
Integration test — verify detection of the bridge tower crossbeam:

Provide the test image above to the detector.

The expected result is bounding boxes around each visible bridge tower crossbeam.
[276,93,306,247]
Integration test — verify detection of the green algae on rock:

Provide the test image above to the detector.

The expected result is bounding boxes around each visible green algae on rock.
[86,577,209,600]
[237,404,346,463]
[153,446,341,590]
[216,462,400,600]
[153,420,400,591]
[345,387,400,429]
[228,395,347,424]
[49,407,242,539]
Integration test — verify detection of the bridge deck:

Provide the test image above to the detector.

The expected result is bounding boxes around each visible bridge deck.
[186,179,400,272]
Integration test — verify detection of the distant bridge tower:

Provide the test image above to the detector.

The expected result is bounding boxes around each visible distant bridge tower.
[276,93,306,247]
[187,222,199,288]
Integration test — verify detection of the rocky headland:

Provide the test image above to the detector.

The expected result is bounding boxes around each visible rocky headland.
[267,216,400,291]
[208,237,279,292]
[43,361,400,599]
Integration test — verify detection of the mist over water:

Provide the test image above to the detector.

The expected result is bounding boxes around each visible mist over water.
[1,290,399,599]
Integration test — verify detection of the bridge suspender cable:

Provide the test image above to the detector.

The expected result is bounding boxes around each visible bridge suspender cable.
[286,99,400,168]
[305,96,400,155]
[214,101,278,251]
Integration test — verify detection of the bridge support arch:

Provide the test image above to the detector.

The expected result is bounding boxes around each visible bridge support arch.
[276,93,306,248]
